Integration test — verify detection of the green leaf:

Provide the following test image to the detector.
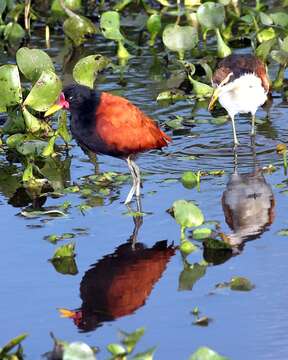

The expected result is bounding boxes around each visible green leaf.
[281,36,288,52]
[193,228,212,240]
[51,0,82,17]
[256,38,276,61]
[172,200,204,229]
[63,341,95,360]
[3,109,25,134]
[188,77,213,97]
[132,347,157,360]
[215,28,231,58]
[42,135,57,157]
[57,111,72,144]
[51,257,78,275]
[189,346,228,360]
[259,12,273,26]
[179,263,207,291]
[73,54,110,89]
[4,22,25,44]
[16,140,48,157]
[180,240,197,255]
[147,14,161,46]
[197,2,225,29]
[63,15,97,47]
[22,162,34,182]
[0,0,7,16]
[100,11,124,41]
[162,24,198,55]
[107,343,126,356]
[204,238,231,250]
[230,276,255,291]
[181,171,199,189]
[271,49,288,65]
[120,328,145,353]
[16,47,55,83]
[257,27,276,43]
[0,333,28,356]
[52,242,76,259]
[0,64,22,108]
[6,133,26,148]
[23,70,62,112]
[270,12,288,27]
[22,107,41,133]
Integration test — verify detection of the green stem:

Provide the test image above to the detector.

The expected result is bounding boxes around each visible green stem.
[283,151,287,175]
[180,226,186,241]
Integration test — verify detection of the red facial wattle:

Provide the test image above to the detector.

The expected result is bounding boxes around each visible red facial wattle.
[59,92,70,109]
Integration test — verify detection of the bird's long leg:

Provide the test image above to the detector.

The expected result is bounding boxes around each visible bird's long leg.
[125,157,137,204]
[230,114,239,147]
[251,113,256,137]
[130,160,141,198]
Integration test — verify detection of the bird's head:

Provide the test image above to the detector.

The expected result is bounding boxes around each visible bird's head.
[45,84,99,117]
[208,72,233,111]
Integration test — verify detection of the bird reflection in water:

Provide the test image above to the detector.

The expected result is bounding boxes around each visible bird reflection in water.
[60,214,175,332]
[222,167,275,247]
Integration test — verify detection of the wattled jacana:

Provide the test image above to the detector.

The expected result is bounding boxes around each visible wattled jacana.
[208,54,270,146]
[45,84,171,204]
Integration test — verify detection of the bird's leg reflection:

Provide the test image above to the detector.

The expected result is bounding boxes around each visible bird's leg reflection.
[126,201,143,247]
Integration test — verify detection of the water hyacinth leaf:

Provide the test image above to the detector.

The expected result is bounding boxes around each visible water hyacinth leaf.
[120,327,145,353]
[42,135,57,157]
[0,0,6,15]
[51,257,78,275]
[189,346,228,360]
[256,38,276,61]
[0,333,28,356]
[197,2,225,29]
[24,70,62,112]
[271,50,288,65]
[162,24,198,57]
[16,140,48,156]
[189,77,213,97]
[100,11,124,41]
[133,347,156,360]
[230,276,255,291]
[270,12,288,27]
[16,48,55,83]
[113,0,133,11]
[193,228,212,240]
[259,12,273,26]
[257,27,276,43]
[6,133,26,148]
[179,263,207,291]
[281,36,288,52]
[180,240,197,255]
[204,238,231,250]
[181,171,199,189]
[4,22,25,44]
[147,13,161,46]
[215,28,231,58]
[22,107,41,133]
[57,111,72,144]
[22,162,34,182]
[157,89,188,102]
[63,15,96,47]
[73,54,110,89]
[155,0,172,6]
[51,0,82,17]
[3,109,25,134]
[0,65,22,108]
[107,343,126,356]
[172,200,204,229]
[52,242,75,259]
[63,342,95,360]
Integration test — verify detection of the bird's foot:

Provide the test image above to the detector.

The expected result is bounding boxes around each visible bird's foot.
[233,140,240,149]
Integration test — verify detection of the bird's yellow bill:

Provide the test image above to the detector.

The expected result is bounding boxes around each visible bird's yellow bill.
[44,103,63,117]
[58,308,76,318]
[208,89,219,111]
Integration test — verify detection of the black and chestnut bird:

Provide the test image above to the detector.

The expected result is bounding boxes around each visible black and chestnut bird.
[208,54,270,146]
[45,84,171,204]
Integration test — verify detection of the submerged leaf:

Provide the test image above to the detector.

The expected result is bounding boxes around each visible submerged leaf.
[230,276,255,291]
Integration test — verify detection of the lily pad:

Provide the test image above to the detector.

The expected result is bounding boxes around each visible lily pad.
[23,70,62,112]
[0,65,22,108]
[16,47,55,83]
[73,54,110,89]
[197,2,225,29]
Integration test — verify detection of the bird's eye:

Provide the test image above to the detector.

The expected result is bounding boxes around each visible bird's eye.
[69,96,73,100]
